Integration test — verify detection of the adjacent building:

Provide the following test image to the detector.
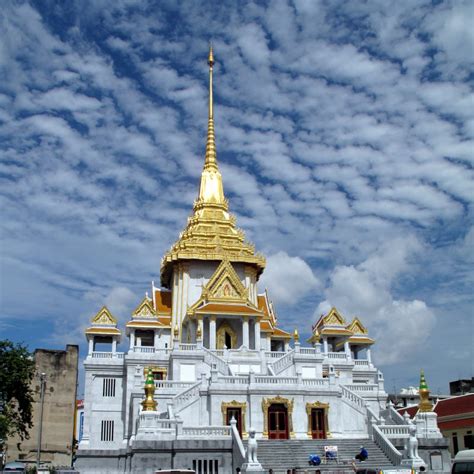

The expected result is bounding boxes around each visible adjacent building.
[6,345,79,468]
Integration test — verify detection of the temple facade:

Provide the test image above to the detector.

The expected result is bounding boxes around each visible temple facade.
[76,49,445,474]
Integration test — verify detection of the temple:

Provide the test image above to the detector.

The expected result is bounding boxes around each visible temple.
[76,48,448,474]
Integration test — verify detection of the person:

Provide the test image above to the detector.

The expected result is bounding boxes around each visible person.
[355,446,368,462]
[309,454,321,466]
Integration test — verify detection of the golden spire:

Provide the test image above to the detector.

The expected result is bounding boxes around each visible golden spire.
[205,44,217,170]
[418,369,433,412]
[293,328,299,342]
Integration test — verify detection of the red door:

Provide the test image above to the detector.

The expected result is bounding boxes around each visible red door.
[311,408,326,439]
[268,403,288,439]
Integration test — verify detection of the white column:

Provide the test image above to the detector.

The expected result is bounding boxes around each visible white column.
[88,338,93,355]
[130,330,135,350]
[243,317,249,348]
[209,316,216,350]
[112,339,117,354]
[323,337,329,354]
[344,341,351,359]
[367,348,372,364]
[255,320,261,351]
[154,330,159,349]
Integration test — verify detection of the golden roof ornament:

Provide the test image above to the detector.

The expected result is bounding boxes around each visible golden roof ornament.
[160,46,265,287]
[418,369,433,412]
[173,324,179,338]
[293,328,299,342]
[141,367,157,411]
[196,323,202,340]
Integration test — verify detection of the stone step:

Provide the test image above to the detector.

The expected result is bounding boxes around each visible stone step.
[243,438,396,471]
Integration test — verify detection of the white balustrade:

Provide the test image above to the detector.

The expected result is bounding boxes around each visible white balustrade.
[344,383,378,392]
[372,424,403,465]
[172,381,201,413]
[254,375,298,385]
[302,378,329,387]
[340,385,367,414]
[269,349,294,375]
[91,351,124,359]
[327,352,347,359]
[265,351,286,359]
[178,343,197,351]
[217,376,249,385]
[354,359,370,366]
[203,347,229,375]
[379,425,410,438]
[154,381,195,390]
[181,426,231,438]
[299,347,317,355]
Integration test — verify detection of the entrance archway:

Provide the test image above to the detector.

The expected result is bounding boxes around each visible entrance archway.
[306,402,330,439]
[262,396,294,439]
[217,322,237,349]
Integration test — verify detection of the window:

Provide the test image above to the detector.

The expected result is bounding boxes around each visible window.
[102,378,116,397]
[100,420,114,441]
[453,433,459,454]
[464,431,474,449]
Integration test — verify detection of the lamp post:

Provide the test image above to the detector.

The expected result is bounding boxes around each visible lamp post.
[36,373,46,471]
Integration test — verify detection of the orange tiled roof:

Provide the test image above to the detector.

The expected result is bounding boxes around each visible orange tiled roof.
[320,327,353,336]
[272,327,292,339]
[260,320,273,332]
[258,295,270,317]
[155,290,172,314]
[126,320,165,328]
[195,302,263,316]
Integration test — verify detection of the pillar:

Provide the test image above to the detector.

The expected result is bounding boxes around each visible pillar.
[130,330,135,350]
[344,341,351,359]
[243,317,249,348]
[154,330,159,349]
[255,320,261,351]
[88,338,93,355]
[209,316,216,350]
[367,348,372,364]
[323,337,329,354]
[112,339,117,354]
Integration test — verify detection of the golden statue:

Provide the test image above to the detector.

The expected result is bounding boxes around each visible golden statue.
[141,367,157,411]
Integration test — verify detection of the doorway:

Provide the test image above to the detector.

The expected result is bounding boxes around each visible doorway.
[268,403,288,439]
[226,407,242,437]
[310,408,326,439]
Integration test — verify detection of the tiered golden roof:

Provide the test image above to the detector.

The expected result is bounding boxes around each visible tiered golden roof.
[160,46,265,287]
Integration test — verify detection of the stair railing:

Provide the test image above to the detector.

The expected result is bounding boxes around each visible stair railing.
[172,380,201,413]
[203,347,230,375]
[230,418,245,468]
[340,385,367,415]
[268,349,294,375]
[372,424,403,466]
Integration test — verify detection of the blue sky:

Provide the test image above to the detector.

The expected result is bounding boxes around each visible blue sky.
[1,0,473,395]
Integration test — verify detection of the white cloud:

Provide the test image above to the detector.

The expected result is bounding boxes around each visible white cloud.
[260,251,321,306]
[316,236,435,365]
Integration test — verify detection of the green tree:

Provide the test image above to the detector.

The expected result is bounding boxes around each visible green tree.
[0,340,35,444]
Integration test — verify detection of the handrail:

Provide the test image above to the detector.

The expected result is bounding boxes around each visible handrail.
[379,425,410,438]
[344,383,378,392]
[340,385,367,415]
[269,349,294,375]
[388,405,407,424]
[230,419,246,467]
[372,424,403,465]
[181,426,231,437]
[203,347,230,375]
[172,381,201,413]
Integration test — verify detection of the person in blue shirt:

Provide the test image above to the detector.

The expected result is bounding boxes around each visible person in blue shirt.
[355,446,368,462]
[309,454,321,466]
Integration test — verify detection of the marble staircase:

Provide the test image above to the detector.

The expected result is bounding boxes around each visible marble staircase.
[243,438,396,472]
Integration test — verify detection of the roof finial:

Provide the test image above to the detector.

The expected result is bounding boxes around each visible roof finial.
[418,369,433,412]
[204,43,217,170]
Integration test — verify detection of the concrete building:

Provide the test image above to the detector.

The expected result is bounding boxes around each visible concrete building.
[76,48,450,474]
[6,345,79,468]
[450,378,474,396]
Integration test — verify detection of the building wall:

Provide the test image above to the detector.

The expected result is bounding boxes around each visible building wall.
[7,345,79,467]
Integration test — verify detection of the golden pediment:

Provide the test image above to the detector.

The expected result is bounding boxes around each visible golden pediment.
[322,307,346,326]
[205,260,248,302]
[132,297,157,320]
[91,306,117,326]
[346,317,367,335]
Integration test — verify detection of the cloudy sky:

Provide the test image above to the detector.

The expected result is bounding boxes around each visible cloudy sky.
[1,0,473,395]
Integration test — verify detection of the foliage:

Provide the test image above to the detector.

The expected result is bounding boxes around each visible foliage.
[0,340,35,443]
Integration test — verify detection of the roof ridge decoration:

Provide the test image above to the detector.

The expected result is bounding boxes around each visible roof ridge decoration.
[321,307,346,327]
[160,46,265,287]
[346,317,368,335]
[131,296,157,320]
[90,306,118,326]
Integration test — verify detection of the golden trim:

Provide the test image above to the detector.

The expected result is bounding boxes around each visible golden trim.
[305,401,330,438]
[221,400,247,438]
[262,396,294,439]
[217,321,237,349]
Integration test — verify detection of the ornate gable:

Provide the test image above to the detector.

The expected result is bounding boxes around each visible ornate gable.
[91,306,117,326]
[347,317,367,335]
[203,260,248,303]
[322,307,346,326]
[132,296,157,320]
